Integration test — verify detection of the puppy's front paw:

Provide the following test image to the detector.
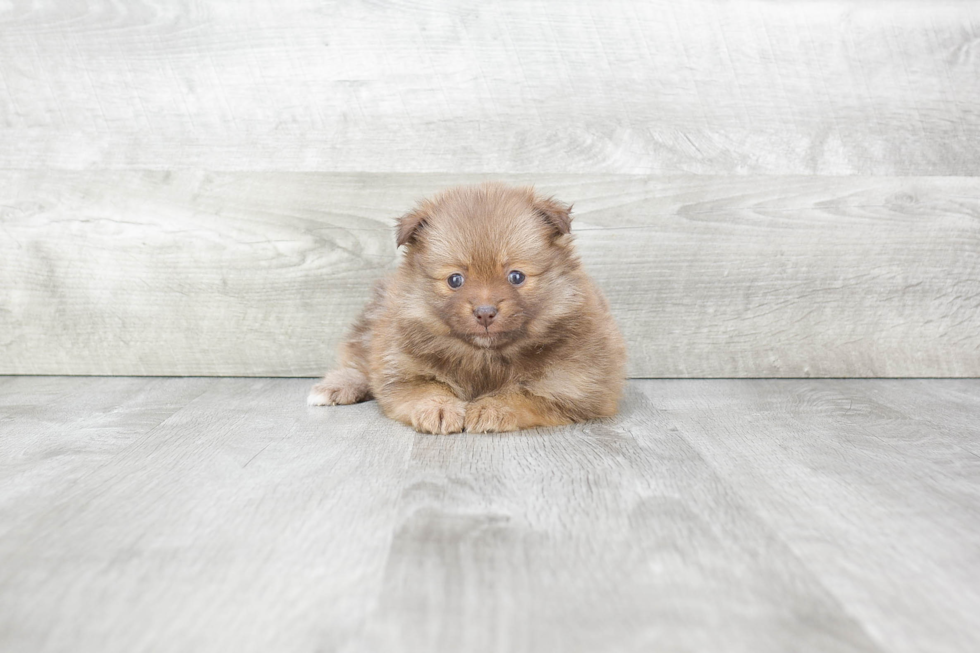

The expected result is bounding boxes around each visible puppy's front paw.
[308,368,371,406]
[465,396,519,433]
[412,395,466,434]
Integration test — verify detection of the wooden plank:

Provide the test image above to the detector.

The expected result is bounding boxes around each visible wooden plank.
[2,172,978,377]
[639,379,980,653]
[1,377,896,653]
[0,1,977,174]
[0,376,212,527]
[4,377,980,651]
[347,385,883,653]
[0,377,415,653]
[847,379,980,458]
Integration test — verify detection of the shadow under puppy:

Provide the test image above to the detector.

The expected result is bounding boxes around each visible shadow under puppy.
[309,182,626,433]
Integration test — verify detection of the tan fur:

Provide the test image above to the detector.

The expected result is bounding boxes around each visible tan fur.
[308,183,627,433]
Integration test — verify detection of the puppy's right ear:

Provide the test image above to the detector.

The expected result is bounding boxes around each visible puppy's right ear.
[532,195,573,236]
[396,205,429,248]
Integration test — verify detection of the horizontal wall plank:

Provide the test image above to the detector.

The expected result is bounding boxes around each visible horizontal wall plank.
[0,1,978,174]
[1,172,978,377]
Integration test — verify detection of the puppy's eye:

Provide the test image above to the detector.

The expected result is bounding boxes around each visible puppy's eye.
[447,273,464,289]
[508,270,526,286]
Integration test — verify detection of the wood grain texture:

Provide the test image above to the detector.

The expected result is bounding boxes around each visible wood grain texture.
[0,377,415,653]
[642,379,980,653]
[2,172,978,377]
[2,377,980,652]
[0,0,978,174]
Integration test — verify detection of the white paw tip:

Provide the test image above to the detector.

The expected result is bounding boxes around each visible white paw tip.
[307,391,329,406]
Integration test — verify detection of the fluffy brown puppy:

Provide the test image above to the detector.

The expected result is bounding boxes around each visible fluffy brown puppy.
[308,183,627,434]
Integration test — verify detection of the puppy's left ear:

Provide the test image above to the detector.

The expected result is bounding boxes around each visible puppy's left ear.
[534,196,573,236]
[396,205,430,248]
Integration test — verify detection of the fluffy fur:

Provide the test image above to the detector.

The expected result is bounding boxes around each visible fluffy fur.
[308,182,627,433]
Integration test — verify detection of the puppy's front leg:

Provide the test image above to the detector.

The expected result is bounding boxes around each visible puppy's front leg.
[308,367,372,406]
[377,380,467,435]
[465,392,574,433]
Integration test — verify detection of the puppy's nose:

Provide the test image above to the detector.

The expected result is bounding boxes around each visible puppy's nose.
[473,305,498,327]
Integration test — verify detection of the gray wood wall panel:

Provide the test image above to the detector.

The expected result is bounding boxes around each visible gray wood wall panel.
[2,172,978,377]
[1,1,978,174]
[3,1,979,376]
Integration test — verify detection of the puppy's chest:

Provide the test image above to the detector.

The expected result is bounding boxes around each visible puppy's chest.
[436,349,550,400]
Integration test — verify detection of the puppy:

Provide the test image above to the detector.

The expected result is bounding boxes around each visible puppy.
[308,182,627,433]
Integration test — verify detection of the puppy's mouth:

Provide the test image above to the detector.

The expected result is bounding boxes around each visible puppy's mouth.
[456,326,519,348]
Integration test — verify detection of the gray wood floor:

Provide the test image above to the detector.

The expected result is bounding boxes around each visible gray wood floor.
[1,377,978,653]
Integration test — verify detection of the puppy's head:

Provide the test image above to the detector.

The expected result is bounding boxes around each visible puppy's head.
[395,183,582,348]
